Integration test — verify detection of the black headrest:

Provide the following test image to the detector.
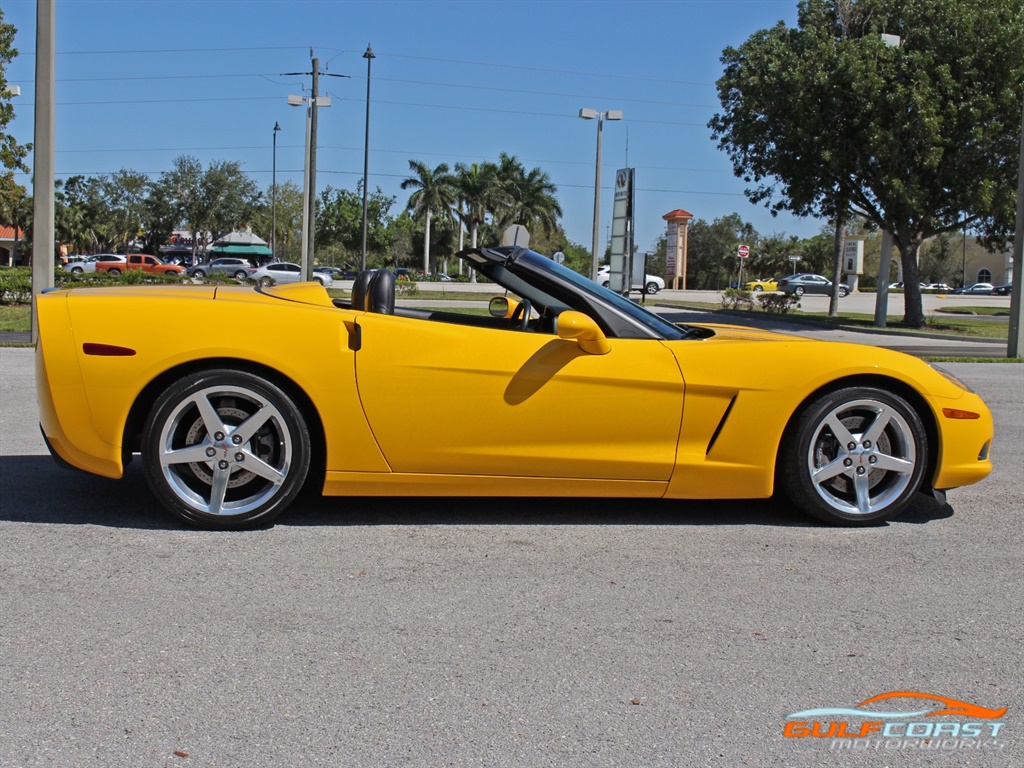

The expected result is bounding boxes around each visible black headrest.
[369,269,395,315]
[351,270,375,311]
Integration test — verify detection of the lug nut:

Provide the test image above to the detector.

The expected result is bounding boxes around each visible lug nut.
[214,432,225,441]
[848,442,856,451]
[869,455,877,464]
[863,440,872,449]
[218,460,229,469]
[235,452,245,462]
[843,458,853,467]
[856,467,866,475]
[232,434,242,444]
[205,447,216,458]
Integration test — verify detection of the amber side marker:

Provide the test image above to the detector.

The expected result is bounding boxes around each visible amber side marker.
[942,408,981,420]
[82,343,136,357]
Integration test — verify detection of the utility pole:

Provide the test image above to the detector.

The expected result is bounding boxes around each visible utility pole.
[305,58,319,282]
[360,44,375,271]
[283,54,348,281]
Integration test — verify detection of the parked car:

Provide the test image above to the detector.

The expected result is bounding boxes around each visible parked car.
[778,273,848,297]
[188,258,257,280]
[595,265,665,294]
[991,283,1013,296]
[314,266,356,280]
[250,262,333,287]
[952,282,995,295]
[61,254,125,274]
[35,245,993,530]
[95,254,183,276]
[927,283,953,292]
[745,277,779,292]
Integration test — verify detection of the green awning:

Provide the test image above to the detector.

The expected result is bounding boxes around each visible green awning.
[209,244,274,257]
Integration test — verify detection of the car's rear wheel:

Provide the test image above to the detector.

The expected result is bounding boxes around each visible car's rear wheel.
[838,286,849,298]
[260,276,274,287]
[142,370,311,529]
[234,270,248,279]
[645,282,660,295]
[794,286,804,296]
[193,269,207,278]
[779,386,927,525]
[108,268,121,276]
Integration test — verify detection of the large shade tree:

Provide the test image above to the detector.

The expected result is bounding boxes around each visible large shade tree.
[709,0,1024,327]
[1,9,30,244]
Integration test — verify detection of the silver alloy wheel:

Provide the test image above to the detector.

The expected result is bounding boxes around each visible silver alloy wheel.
[805,398,916,516]
[156,384,292,516]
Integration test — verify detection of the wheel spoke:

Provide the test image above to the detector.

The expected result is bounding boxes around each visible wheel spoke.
[161,442,214,467]
[192,392,227,438]
[853,473,872,514]
[240,450,287,484]
[862,406,895,446]
[812,457,851,484]
[207,466,231,514]
[232,402,280,444]
[871,453,915,474]
[824,413,857,447]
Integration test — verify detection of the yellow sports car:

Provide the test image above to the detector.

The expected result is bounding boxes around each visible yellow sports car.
[36,246,993,530]
[745,277,779,292]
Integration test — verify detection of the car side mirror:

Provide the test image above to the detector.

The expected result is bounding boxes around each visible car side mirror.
[557,310,610,355]
[488,296,512,318]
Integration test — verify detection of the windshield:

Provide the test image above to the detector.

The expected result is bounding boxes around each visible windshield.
[465,248,690,341]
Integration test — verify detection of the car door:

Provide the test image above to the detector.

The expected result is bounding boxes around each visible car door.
[353,313,684,482]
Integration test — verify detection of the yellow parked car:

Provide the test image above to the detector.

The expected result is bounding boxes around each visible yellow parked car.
[36,246,993,530]
[745,277,779,292]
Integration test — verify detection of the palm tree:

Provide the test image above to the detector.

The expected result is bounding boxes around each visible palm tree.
[510,167,562,237]
[454,161,500,250]
[401,160,456,274]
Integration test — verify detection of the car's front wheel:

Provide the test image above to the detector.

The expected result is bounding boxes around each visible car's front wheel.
[142,370,311,529]
[192,269,206,278]
[779,386,927,525]
[838,286,849,298]
[71,266,84,274]
[645,282,660,295]
[752,285,763,292]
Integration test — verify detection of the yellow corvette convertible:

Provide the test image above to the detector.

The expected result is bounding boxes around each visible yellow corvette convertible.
[36,246,993,529]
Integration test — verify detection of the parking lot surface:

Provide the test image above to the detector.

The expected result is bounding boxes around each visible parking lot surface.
[1,348,1021,767]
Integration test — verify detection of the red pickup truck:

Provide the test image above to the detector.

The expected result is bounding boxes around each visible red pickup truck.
[95,254,184,276]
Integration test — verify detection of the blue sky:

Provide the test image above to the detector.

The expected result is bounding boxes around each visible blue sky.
[3,0,821,254]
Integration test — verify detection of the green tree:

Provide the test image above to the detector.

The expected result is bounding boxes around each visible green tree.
[1,9,30,241]
[686,214,759,290]
[315,183,395,267]
[401,160,457,273]
[710,0,1024,327]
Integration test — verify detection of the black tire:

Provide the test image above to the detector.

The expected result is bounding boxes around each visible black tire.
[193,269,207,278]
[108,268,122,276]
[142,369,311,530]
[838,286,849,298]
[71,266,84,274]
[602,281,610,288]
[752,285,763,292]
[645,282,660,295]
[234,270,248,279]
[260,276,274,287]
[779,386,927,526]
[794,286,804,296]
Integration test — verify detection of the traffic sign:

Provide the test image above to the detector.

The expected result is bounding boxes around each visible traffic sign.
[738,244,750,259]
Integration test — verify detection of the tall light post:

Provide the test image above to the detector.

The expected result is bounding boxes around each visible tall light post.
[271,121,280,259]
[579,108,622,280]
[360,44,375,271]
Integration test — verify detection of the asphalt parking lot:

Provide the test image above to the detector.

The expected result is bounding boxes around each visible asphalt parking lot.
[1,347,1022,767]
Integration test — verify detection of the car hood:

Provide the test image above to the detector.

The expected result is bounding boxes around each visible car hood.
[681,323,811,344]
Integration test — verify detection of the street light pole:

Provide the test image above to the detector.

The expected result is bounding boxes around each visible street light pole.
[271,121,280,259]
[579,108,622,281]
[360,44,375,271]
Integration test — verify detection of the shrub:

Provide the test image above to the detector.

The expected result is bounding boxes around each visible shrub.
[721,287,754,311]
[0,267,32,305]
[756,292,801,314]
